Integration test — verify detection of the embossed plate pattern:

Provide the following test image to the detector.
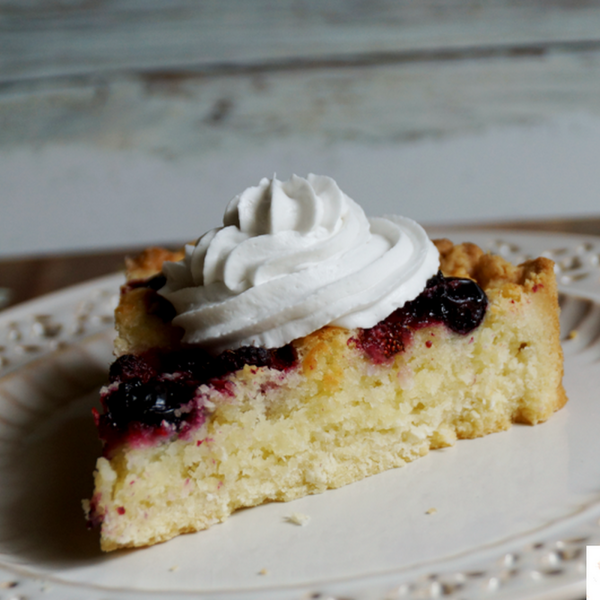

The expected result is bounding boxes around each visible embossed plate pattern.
[1,230,600,600]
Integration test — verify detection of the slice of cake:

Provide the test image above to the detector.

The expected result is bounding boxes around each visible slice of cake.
[84,175,566,552]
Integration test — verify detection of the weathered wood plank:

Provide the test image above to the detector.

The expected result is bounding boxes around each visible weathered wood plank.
[3,49,600,152]
[3,0,600,80]
[2,47,600,256]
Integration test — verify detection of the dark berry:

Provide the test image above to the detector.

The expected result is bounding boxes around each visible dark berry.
[121,274,167,294]
[401,272,488,335]
[97,343,298,448]
[216,345,297,375]
[102,378,196,430]
[161,344,298,381]
[268,345,298,370]
[356,272,487,363]
[438,277,487,334]
[109,353,159,383]
[162,348,213,380]
[146,274,168,291]
[144,292,177,323]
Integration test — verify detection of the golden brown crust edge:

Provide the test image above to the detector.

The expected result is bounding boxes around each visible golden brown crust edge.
[125,247,185,281]
[435,238,566,420]
[113,247,185,356]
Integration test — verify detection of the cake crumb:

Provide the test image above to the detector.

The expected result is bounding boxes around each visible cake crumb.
[568,330,578,340]
[258,568,269,576]
[425,507,437,515]
[169,565,179,572]
[285,512,311,526]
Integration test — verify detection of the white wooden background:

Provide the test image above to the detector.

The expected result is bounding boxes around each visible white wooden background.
[2,1,600,256]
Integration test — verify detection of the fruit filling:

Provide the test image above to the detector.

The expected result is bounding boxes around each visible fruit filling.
[96,344,298,452]
[97,272,487,450]
[356,272,488,363]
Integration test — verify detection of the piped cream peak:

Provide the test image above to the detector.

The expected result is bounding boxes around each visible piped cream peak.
[159,174,439,352]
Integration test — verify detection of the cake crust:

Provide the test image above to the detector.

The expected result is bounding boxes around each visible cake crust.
[124,247,184,281]
[88,240,567,551]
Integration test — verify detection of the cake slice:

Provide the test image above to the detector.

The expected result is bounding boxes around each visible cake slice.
[84,176,566,552]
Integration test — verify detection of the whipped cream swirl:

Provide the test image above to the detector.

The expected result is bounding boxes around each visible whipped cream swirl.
[160,174,439,352]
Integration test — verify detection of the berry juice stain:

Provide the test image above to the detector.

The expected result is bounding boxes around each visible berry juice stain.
[97,342,297,452]
[355,272,488,364]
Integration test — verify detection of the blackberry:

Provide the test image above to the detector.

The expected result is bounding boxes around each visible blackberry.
[103,379,195,430]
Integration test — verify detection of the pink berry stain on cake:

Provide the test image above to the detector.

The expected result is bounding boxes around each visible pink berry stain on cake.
[353,272,487,364]
[96,344,299,455]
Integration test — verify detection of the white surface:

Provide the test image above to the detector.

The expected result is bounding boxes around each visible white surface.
[0,229,599,599]
[588,546,600,600]
[3,115,600,257]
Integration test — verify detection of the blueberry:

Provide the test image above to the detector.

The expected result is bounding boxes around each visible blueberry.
[104,379,195,429]
[100,344,298,436]
[357,272,488,362]
[440,277,487,334]
[109,354,158,383]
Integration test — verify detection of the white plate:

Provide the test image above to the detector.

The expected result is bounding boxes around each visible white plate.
[1,230,599,600]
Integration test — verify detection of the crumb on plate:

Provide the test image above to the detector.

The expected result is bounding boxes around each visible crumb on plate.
[285,512,311,526]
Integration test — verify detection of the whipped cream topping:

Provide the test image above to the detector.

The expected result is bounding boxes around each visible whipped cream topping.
[159,174,439,352]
